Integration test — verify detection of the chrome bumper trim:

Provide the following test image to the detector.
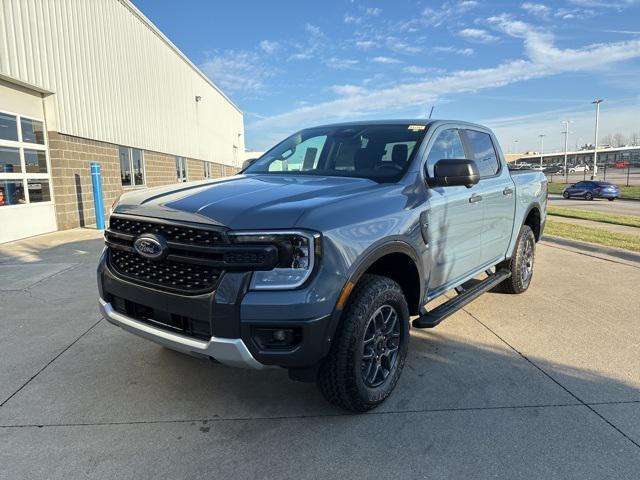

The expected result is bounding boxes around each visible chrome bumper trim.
[98,298,264,370]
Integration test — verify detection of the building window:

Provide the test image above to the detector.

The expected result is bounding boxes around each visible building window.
[176,156,188,182]
[20,118,45,144]
[119,146,145,187]
[204,161,212,178]
[0,113,18,141]
[0,112,50,207]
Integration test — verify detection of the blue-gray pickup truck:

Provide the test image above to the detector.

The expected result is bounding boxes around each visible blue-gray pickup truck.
[98,120,547,411]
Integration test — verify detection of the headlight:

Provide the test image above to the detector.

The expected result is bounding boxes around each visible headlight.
[227,230,321,290]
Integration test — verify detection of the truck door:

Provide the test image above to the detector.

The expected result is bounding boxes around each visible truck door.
[462,129,515,266]
[423,127,484,293]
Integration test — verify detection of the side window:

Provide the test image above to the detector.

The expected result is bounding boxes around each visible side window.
[268,135,327,172]
[464,130,500,177]
[426,129,466,173]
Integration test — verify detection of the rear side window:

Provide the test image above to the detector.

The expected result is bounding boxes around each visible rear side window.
[464,130,500,177]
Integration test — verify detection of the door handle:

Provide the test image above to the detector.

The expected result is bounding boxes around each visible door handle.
[469,194,483,204]
[503,187,514,195]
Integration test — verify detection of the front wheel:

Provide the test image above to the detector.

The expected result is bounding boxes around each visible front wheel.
[317,274,409,412]
[608,198,615,202]
[497,225,536,294]
[585,192,593,201]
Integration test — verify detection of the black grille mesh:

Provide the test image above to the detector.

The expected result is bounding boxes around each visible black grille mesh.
[109,249,221,294]
[109,217,224,246]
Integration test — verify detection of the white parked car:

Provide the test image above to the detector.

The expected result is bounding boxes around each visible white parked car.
[569,165,590,173]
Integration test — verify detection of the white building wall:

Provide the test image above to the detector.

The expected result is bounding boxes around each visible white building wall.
[0,0,244,166]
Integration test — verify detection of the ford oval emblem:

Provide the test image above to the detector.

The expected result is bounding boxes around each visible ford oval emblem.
[133,234,167,260]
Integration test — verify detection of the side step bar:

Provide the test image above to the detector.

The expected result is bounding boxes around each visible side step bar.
[412,269,511,329]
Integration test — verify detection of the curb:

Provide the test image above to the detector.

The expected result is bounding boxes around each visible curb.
[541,235,640,264]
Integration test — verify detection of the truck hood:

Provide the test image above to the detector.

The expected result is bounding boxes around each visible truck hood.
[114,174,379,229]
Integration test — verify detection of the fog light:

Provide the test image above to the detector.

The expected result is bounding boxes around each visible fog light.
[251,327,302,350]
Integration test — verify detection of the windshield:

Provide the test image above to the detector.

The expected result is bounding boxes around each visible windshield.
[244,124,428,182]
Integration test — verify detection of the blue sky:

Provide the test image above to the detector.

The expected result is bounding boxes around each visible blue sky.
[134,0,640,153]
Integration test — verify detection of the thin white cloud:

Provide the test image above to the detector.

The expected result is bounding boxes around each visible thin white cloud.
[459,28,499,43]
[326,57,359,69]
[366,7,383,16]
[370,56,402,64]
[521,2,552,17]
[403,66,429,75]
[305,23,322,36]
[259,40,280,54]
[332,84,368,96]
[422,1,480,27]
[344,14,361,24]
[355,40,377,49]
[433,46,475,56]
[248,18,640,140]
[200,51,272,94]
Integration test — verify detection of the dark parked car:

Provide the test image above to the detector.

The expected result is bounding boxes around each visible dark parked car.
[544,166,564,174]
[562,181,620,201]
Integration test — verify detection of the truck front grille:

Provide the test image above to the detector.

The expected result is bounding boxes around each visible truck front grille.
[105,215,227,295]
[108,216,224,247]
[109,249,222,294]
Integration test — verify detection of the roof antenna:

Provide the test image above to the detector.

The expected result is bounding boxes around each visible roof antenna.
[428,105,434,119]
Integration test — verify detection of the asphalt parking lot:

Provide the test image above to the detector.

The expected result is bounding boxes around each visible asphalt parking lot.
[1,229,640,479]
[548,193,640,217]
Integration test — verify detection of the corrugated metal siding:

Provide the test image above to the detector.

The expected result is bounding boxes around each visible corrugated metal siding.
[0,0,244,165]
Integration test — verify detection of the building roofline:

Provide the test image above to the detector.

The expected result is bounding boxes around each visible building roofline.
[119,0,242,114]
[519,145,639,159]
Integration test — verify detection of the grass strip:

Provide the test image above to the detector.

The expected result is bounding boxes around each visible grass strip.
[546,182,640,200]
[548,207,640,228]
[545,220,640,252]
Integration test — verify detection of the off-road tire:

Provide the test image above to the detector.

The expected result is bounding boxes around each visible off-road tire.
[317,274,409,412]
[497,225,536,294]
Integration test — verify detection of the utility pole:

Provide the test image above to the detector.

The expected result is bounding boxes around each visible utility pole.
[561,120,572,183]
[592,99,603,178]
[539,134,545,169]
[514,139,519,164]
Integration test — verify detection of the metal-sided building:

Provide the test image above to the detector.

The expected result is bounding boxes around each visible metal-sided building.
[0,0,244,243]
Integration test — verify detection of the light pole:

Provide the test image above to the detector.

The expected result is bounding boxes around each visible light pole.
[514,139,519,165]
[592,99,603,178]
[538,134,545,169]
[561,120,572,183]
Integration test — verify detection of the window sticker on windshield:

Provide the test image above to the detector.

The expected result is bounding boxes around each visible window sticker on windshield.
[408,125,426,131]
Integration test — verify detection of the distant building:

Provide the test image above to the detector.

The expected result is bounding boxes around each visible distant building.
[0,0,244,243]
[515,146,640,167]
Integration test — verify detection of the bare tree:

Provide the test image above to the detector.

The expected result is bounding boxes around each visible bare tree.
[612,133,627,147]
[600,133,614,147]
[630,132,640,146]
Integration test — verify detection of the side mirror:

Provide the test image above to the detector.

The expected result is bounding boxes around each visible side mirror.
[428,159,480,188]
[241,158,258,171]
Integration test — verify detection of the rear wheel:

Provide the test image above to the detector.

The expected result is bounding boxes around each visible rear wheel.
[562,191,570,199]
[497,225,536,294]
[317,274,409,412]
[608,198,615,202]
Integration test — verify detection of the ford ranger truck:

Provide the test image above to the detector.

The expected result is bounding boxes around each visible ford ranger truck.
[98,120,547,412]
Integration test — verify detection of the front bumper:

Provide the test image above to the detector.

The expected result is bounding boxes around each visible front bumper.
[99,298,263,369]
[97,249,337,370]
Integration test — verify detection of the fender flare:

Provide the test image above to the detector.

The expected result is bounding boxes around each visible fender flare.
[320,240,425,357]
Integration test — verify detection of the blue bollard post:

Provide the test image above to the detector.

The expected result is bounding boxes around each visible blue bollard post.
[90,162,105,230]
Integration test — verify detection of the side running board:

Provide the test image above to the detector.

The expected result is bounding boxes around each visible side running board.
[412,269,511,329]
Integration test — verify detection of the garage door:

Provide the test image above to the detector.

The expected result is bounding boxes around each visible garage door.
[0,83,57,244]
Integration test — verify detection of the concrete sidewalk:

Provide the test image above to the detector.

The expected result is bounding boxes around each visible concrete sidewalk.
[1,229,640,479]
